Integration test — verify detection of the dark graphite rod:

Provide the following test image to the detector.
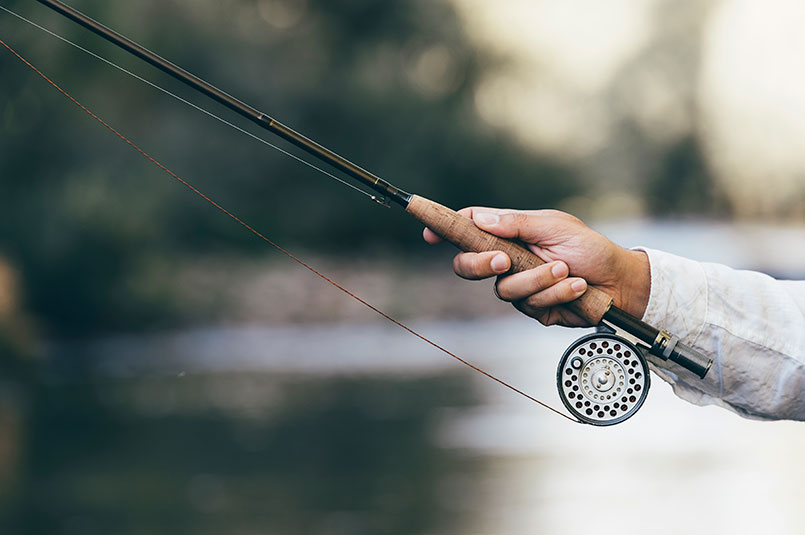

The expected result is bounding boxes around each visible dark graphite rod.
[35,0,412,207]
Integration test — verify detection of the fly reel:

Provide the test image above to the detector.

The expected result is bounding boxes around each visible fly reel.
[557,332,650,426]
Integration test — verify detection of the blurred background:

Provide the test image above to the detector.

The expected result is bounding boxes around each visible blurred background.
[1,0,805,533]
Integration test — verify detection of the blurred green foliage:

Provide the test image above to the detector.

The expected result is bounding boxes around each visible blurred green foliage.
[0,0,723,337]
[645,136,729,217]
[1,0,579,336]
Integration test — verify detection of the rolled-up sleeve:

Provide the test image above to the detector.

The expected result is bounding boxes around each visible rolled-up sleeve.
[638,248,805,421]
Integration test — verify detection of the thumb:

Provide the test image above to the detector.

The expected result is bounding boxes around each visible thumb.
[472,210,543,242]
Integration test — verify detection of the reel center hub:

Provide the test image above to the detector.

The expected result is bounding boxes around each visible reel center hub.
[592,368,615,391]
[581,358,624,400]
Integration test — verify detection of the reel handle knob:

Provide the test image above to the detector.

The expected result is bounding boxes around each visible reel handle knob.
[406,195,613,324]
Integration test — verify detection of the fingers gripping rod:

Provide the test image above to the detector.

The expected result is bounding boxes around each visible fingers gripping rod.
[36,0,712,379]
[407,197,712,378]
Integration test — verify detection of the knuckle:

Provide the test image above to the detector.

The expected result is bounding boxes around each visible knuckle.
[470,255,487,277]
[545,209,582,225]
[510,212,530,226]
[495,266,553,301]
[524,283,569,309]
[540,208,564,218]
[552,282,577,305]
[524,292,547,309]
[525,265,553,292]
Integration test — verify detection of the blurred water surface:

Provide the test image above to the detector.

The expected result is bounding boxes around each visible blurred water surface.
[7,317,805,535]
[2,222,805,535]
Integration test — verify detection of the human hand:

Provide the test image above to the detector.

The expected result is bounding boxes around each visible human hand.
[423,208,650,327]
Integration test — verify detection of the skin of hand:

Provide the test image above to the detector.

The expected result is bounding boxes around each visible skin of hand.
[423,207,651,327]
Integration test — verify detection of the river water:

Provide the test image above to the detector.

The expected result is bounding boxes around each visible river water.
[5,314,803,535]
[5,221,805,534]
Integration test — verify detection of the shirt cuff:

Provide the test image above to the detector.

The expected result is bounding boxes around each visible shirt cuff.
[636,247,708,346]
[631,248,717,406]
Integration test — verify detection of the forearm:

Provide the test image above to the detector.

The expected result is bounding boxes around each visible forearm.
[639,248,805,420]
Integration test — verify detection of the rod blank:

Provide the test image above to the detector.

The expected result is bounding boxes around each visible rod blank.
[35,0,411,206]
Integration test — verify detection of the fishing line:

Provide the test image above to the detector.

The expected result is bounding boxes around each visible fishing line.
[0,34,579,423]
[15,0,714,426]
[0,3,382,203]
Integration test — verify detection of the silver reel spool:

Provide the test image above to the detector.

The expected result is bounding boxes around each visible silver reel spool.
[557,333,650,426]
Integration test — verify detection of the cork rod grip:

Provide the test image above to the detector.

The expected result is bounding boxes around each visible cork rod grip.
[406,195,612,323]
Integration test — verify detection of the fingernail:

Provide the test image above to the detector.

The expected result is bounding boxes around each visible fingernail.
[571,279,587,293]
[474,212,499,225]
[491,253,509,272]
[551,262,568,278]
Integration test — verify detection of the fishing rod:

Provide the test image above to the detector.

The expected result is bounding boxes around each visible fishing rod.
[29,0,711,425]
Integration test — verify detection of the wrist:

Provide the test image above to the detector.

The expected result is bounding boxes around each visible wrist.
[617,249,651,319]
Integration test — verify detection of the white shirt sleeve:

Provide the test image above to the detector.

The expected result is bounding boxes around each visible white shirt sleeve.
[638,248,805,421]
